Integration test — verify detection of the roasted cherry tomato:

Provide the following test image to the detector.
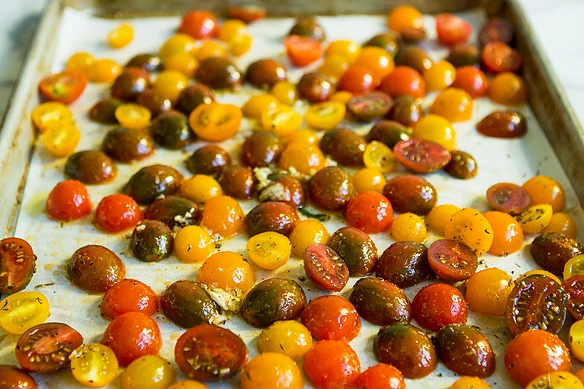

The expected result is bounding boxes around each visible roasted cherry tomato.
[240,353,303,389]
[390,213,427,244]
[412,114,456,151]
[435,13,472,46]
[304,244,349,292]
[363,141,398,173]
[544,212,577,238]
[189,102,242,142]
[15,322,83,373]
[261,105,303,137]
[466,268,514,317]
[444,208,494,258]
[122,355,176,389]
[477,110,527,138]
[488,72,527,105]
[0,237,36,294]
[108,24,134,49]
[482,42,522,74]
[46,180,91,221]
[354,363,405,389]
[228,5,266,23]
[427,239,477,281]
[179,10,219,39]
[101,279,158,320]
[426,204,461,235]
[41,121,81,157]
[349,277,411,326]
[379,66,426,99]
[531,232,582,277]
[453,66,488,98]
[479,17,514,45]
[423,60,456,92]
[94,194,142,233]
[0,291,49,335]
[115,104,151,130]
[430,87,473,122]
[563,275,584,320]
[68,244,125,293]
[412,283,468,332]
[39,71,87,104]
[449,377,491,389]
[301,295,361,341]
[394,139,451,174]
[284,35,323,67]
[486,182,531,215]
[344,191,394,233]
[387,6,425,38]
[258,320,312,360]
[31,101,73,133]
[382,174,437,215]
[484,210,524,256]
[338,66,376,94]
[527,371,584,389]
[305,101,346,130]
[69,343,118,388]
[376,242,431,288]
[303,340,360,389]
[160,280,221,328]
[201,195,244,238]
[246,231,291,270]
[197,251,255,301]
[0,364,38,388]
[523,175,566,212]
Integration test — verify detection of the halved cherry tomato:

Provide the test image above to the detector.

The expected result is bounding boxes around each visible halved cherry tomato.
[39,71,88,104]
[344,191,394,233]
[338,66,376,94]
[0,365,38,388]
[452,66,488,98]
[0,237,36,294]
[522,175,566,213]
[284,35,323,67]
[94,194,142,233]
[115,104,151,130]
[46,180,91,221]
[15,322,84,373]
[179,10,219,39]
[354,363,406,389]
[347,92,393,121]
[394,138,451,174]
[479,18,514,45]
[363,141,398,174]
[0,291,49,335]
[227,5,266,23]
[305,101,346,130]
[31,102,73,133]
[304,244,349,292]
[379,66,426,99]
[527,371,584,389]
[427,239,478,281]
[444,208,494,257]
[261,105,302,137]
[189,102,242,142]
[411,283,468,332]
[301,295,361,341]
[505,274,566,336]
[41,121,81,157]
[303,340,360,389]
[481,42,523,74]
[486,182,530,215]
[466,268,514,317]
[563,276,584,320]
[435,13,472,46]
[484,210,524,256]
[69,343,119,388]
[108,24,134,49]
[101,279,158,319]
[102,312,161,367]
[175,324,248,381]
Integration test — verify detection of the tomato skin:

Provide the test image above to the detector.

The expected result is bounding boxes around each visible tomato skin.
[504,329,571,387]
[39,71,87,104]
[481,42,523,74]
[301,295,361,341]
[379,66,426,99]
[46,180,92,221]
[227,5,266,23]
[435,13,472,46]
[15,322,83,373]
[101,279,158,319]
[303,340,361,389]
[452,66,488,98]
[284,35,323,67]
[354,363,405,389]
[94,194,142,233]
[0,364,38,388]
[338,66,376,94]
[189,102,242,142]
[0,238,37,294]
[179,10,219,39]
[102,312,162,367]
[344,191,394,233]
[411,283,468,332]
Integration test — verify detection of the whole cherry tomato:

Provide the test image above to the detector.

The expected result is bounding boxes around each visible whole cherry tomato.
[379,66,426,99]
[46,180,91,221]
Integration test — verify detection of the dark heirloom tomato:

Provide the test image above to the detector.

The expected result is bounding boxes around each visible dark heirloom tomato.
[179,10,219,39]
[217,166,256,200]
[304,244,349,292]
[434,324,495,378]
[530,232,583,276]
[376,241,431,288]
[65,150,117,185]
[354,364,405,389]
[149,110,193,149]
[338,66,376,94]
[479,17,514,45]
[394,139,451,174]
[505,274,567,336]
[301,295,361,341]
[227,5,266,23]
[344,192,394,234]
[297,73,334,103]
[175,83,214,115]
[347,92,394,122]
[382,175,437,215]
[102,126,154,163]
[130,220,174,262]
[0,364,38,388]
[482,42,523,74]
[144,196,201,230]
[241,131,282,168]
[195,57,242,90]
[126,53,163,72]
[303,340,360,389]
[379,67,426,99]
[240,278,306,328]
[486,182,531,215]
[160,280,222,328]
[0,238,36,294]
[245,59,287,89]
[444,150,478,179]
[46,180,91,221]
[387,95,422,127]
[39,71,87,104]
[185,145,232,175]
[309,167,355,211]
[367,120,412,149]
[327,227,378,276]
[101,279,158,320]
[102,311,162,367]
[447,44,480,68]
[364,32,401,57]
[412,283,468,332]
[68,244,125,292]
[95,194,142,233]
[394,47,433,74]
[320,128,366,167]
[258,173,306,208]
[15,323,83,373]
[89,98,123,123]
[289,17,326,42]
[428,239,478,281]
[504,329,571,387]
[124,164,183,204]
[245,201,299,237]
[111,67,149,101]
[563,275,584,320]
[175,324,248,381]
[477,110,527,138]
[349,277,411,326]
[374,322,437,379]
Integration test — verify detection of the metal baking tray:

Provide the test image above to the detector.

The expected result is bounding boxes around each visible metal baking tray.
[1,1,583,388]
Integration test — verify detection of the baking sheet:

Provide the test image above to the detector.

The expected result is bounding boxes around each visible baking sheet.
[1,6,583,388]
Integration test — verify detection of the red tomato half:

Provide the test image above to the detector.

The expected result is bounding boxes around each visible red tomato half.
[94,194,142,233]
[102,311,162,366]
[284,35,323,67]
[101,278,158,320]
[0,237,37,294]
[411,283,468,332]
[355,363,406,389]
[304,340,361,389]
[344,191,394,233]
[39,71,88,104]
[435,13,472,46]
[379,67,425,99]
[46,180,92,221]
[178,10,219,39]
[481,42,523,74]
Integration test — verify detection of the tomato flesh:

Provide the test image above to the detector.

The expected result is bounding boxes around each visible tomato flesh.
[39,71,88,104]
[481,42,523,74]
[563,275,584,320]
[0,291,50,335]
[303,244,350,292]
[284,35,323,67]
[427,239,478,281]
[486,182,530,215]
[436,13,472,46]
[0,238,37,294]
[394,139,451,174]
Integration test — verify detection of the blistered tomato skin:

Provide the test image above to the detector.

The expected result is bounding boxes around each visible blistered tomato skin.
[46,180,92,221]
[411,283,468,332]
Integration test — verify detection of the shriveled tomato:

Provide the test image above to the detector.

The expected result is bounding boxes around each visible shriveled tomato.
[354,364,405,389]
[435,13,472,46]
[179,10,219,39]
[101,279,158,320]
[102,311,162,367]
[46,180,91,221]
[69,343,119,388]
[481,42,523,74]
[427,239,478,281]
[0,291,49,335]
[174,324,248,381]
[0,237,37,294]
[284,35,323,67]
[189,102,242,142]
[15,322,83,373]
[94,194,142,233]
[344,191,394,233]
[39,71,87,104]
[394,138,451,174]
[303,244,349,292]
[411,283,468,332]
[303,340,361,389]
[301,295,361,342]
